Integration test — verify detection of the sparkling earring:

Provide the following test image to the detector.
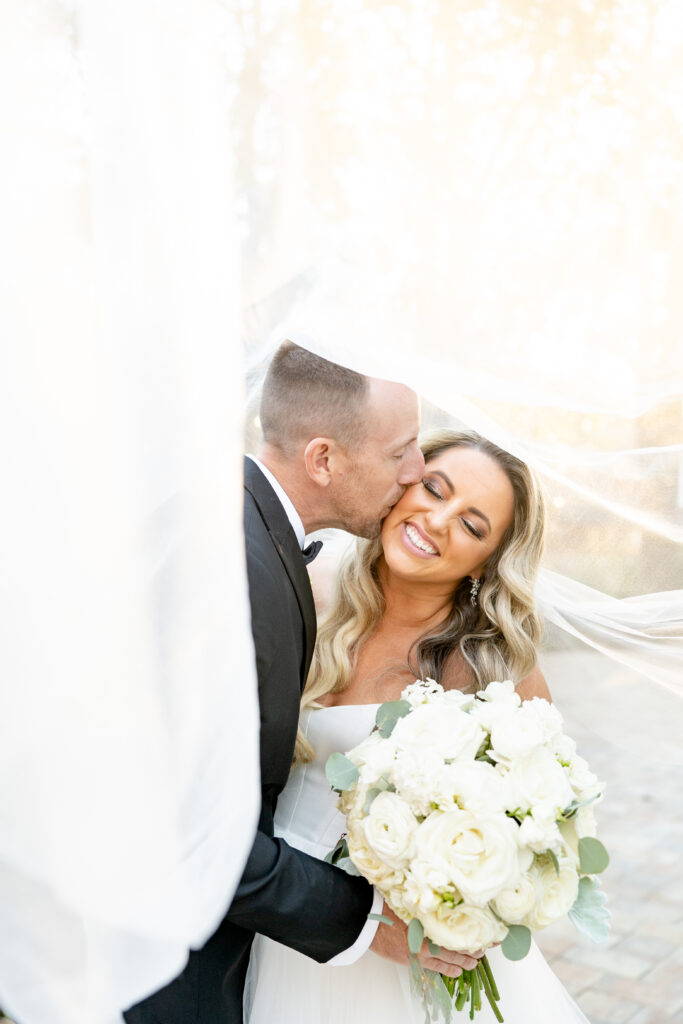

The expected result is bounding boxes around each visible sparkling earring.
[470,577,480,606]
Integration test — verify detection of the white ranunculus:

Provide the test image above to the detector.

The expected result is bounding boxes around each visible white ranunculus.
[434,761,507,815]
[421,901,507,954]
[347,820,405,887]
[523,856,579,930]
[409,857,454,895]
[363,792,417,869]
[348,731,398,786]
[502,747,574,816]
[392,703,485,763]
[492,872,538,923]
[402,870,442,914]
[415,808,523,907]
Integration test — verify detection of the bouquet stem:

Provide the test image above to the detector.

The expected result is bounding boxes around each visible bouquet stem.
[441,956,503,1022]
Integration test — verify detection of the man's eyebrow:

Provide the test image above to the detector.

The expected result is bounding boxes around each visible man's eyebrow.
[428,470,492,531]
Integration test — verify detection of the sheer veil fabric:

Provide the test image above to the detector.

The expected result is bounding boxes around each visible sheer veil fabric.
[1,2,682,1024]
[1,4,259,1023]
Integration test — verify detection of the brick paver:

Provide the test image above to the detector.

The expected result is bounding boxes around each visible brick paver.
[536,648,683,1023]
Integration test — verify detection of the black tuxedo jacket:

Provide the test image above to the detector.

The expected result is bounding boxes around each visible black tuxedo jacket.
[125,458,373,1024]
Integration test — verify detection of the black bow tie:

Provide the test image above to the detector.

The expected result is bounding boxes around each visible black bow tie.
[302,539,323,565]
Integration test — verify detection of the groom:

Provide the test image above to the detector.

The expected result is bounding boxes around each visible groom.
[126,341,481,1024]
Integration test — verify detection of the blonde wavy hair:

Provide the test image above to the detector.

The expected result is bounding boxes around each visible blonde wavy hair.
[294,429,546,763]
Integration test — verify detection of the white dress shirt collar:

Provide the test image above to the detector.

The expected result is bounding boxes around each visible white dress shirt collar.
[247,455,306,550]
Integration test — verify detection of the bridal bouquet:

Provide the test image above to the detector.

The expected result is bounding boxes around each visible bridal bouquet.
[326,680,610,1022]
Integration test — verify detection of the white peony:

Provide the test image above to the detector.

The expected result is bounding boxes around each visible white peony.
[415,808,523,907]
[566,753,602,802]
[470,681,521,732]
[489,703,546,761]
[517,803,563,854]
[517,697,564,743]
[402,678,444,708]
[522,856,579,930]
[392,703,485,763]
[391,747,446,817]
[363,792,417,869]
[502,746,574,816]
[421,901,507,954]
[492,872,538,923]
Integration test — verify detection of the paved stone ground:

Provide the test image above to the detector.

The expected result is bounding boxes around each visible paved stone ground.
[2,648,680,1024]
[535,648,683,1024]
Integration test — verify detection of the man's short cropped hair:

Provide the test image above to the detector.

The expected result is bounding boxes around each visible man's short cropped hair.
[260,341,369,455]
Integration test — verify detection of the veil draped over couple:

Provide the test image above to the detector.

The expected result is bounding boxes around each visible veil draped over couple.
[126,341,589,1024]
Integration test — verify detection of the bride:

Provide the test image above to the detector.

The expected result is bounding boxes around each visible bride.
[245,429,590,1023]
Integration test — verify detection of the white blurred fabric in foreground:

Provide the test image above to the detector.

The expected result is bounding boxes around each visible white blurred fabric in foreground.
[0,4,259,1023]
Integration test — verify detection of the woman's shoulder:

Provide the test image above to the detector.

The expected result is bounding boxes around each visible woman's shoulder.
[515,663,552,703]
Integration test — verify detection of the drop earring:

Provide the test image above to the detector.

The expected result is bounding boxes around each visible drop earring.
[470,577,480,606]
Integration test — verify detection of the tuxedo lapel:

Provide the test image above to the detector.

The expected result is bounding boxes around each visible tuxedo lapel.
[243,457,317,686]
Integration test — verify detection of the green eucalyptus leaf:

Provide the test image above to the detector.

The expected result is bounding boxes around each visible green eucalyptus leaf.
[569,876,611,943]
[548,849,560,875]
[426,938,441,957]
[578,836,610,874]
[408,917,424,955]
[363,787,382,814]
[367,913,395,926]
[324,835,349,865]
[335,856,361,877]
[376,700,411,738]
[501,924,531,961]
[325,753,359,792]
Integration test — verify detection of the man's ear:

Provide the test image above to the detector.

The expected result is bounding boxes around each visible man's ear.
[303,437,335,486]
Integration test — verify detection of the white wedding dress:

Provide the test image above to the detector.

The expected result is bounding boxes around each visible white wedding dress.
[245,704,591,1024]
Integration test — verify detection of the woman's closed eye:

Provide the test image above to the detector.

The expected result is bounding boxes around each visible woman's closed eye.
[422,478,442,499]
[462,518,484,540]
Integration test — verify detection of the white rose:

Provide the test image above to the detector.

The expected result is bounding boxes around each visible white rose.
[421,901,507,954]
[492,873,538,923]
[392,747,446,817]
[502,747,574,816]
[347,820,405,887]
[363,792,417,869]
[348,731,398,786]
[471,681,521,732]
[523,855,579,930]
[415,808,523,906]
[434,761,506,815]
[392,704,485,763]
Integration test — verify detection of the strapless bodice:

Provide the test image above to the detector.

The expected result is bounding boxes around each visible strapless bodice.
[273,704,378,860]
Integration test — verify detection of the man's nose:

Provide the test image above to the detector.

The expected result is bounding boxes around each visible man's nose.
[398,443,425,486]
